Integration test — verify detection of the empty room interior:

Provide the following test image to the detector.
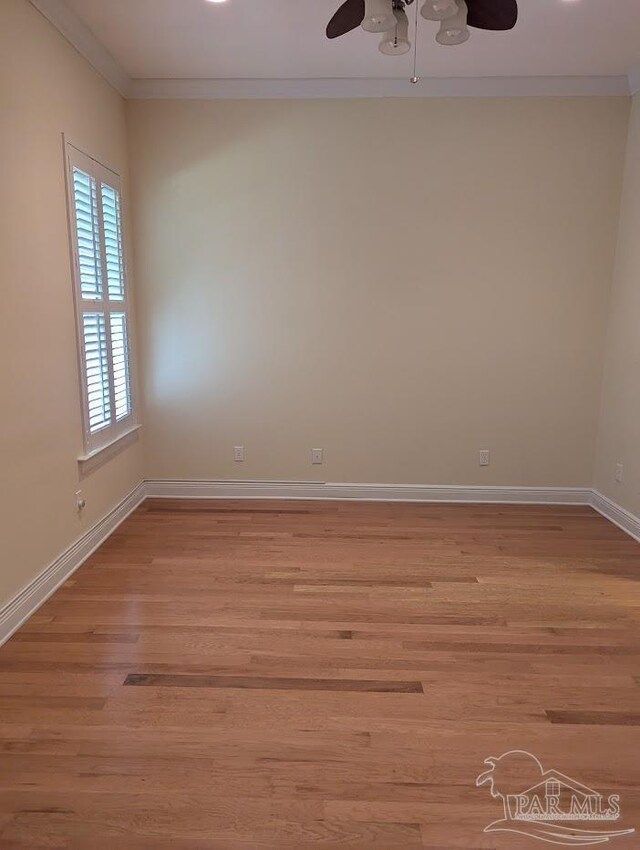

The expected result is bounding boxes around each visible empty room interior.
[2,0,640,847]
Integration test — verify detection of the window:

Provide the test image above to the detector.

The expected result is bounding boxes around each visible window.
[65,143,136,456]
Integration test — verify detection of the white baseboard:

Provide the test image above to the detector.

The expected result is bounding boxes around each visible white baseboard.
[590,490,640,543]
[144,480,640,543]
[2,480,637,648]
[0,481,147,647]
[145,479,591,505]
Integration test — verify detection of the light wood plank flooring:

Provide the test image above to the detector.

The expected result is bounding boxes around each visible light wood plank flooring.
[0,499,639,849]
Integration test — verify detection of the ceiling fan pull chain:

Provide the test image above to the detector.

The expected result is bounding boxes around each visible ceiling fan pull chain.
[411,0,420,82]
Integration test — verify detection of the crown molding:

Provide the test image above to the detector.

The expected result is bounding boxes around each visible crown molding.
[29,0,130,96]
[629,68,640,96]
[128,75,630,101]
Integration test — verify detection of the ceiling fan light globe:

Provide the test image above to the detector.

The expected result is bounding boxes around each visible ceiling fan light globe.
[379,38,411,54]
[436,25,469,44]
[421,0,459,22]
[435,0,470,44]
[379,8,411,55]
[362,0,396,32]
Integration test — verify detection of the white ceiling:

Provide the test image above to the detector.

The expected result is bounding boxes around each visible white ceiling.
[61,0,640,81]
[31,0,640,97]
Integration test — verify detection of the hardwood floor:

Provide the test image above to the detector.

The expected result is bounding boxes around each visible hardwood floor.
[0,499,639,849]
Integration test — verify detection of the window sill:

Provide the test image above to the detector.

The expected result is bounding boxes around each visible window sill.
[78,424,142,476]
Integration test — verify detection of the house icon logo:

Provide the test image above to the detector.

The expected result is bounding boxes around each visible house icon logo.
[476,750,635,846]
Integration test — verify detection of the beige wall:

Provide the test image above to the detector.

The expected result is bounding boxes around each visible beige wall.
[128,97,628,487]
[594,94,640,517]
[0,0,143,608]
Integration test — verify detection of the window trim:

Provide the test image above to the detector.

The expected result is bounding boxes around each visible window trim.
[64,139,137,456]
[77,423,142,476]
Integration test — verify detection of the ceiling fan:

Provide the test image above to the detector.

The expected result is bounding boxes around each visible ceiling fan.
[327,0,518,56]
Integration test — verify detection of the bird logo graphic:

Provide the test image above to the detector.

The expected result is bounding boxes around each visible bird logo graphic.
[476,750,635,846]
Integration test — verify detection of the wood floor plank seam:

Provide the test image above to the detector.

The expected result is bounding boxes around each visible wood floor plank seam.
[546,710,640,725]
[123,673,425,693]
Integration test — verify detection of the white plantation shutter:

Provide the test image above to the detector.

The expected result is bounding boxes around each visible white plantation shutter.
[73,170,103,300]
[109,312,132,420]
[101,183,125,301]
[66,144,136,453]
[82,312,111,432]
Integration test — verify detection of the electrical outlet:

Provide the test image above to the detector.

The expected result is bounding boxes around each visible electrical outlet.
[234,446,245,463]
[311,448,324,465]
[479,450,490,467]
[75,490,86,513]
[615,463,623,483]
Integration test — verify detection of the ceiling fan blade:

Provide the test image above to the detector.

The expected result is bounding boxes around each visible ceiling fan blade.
[466,0,518,31]
[326,0,365,39]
